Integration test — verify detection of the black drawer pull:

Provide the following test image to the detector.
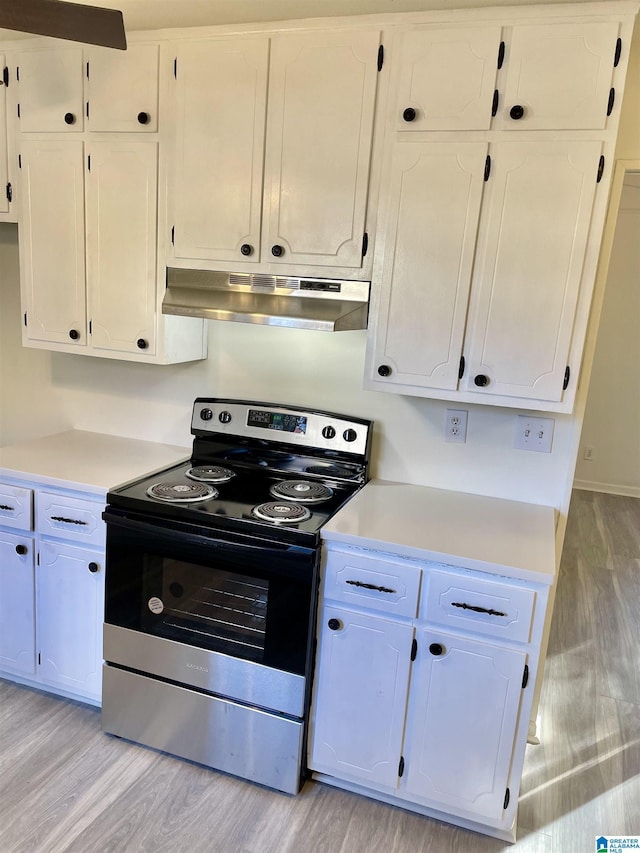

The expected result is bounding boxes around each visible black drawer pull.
[451,601,507,617]
[50,515,88,526]
[0,504,15,511]
[346,579,396,594]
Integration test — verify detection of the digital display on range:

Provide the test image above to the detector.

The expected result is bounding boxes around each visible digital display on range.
[247,409,308,434]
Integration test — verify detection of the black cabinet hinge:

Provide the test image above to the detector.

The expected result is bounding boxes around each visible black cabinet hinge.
[86,61,90,79]
[491,89,499,117]
[171,225,175,245]
[411,638,417,661]
[398,756,405,777]
[38,652,41,665]
[89,320,92,335]
[17,103,20,119]
[362,232,369,257]
[173,57,178,78]
[6,182,12,203]
[597,156,605,183]
[497,41,505,69]
[16,66,20,82]
[377,44,384,72]
[458,355,465,380]
[522,664,529,689]
[18,153,22,169]
[2,66,8,87]
[504,788,510,810]
[563,366,570,391]
[23,312,27,327]
[87,154,91,171]
[484,155,491,181]
[614,37,622,67]
[607,88,615,117]
[86,101,90,119]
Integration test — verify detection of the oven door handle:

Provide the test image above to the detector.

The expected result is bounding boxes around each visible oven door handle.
[102,510,314,557]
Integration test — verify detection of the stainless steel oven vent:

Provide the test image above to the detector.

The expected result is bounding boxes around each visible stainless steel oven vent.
[163,268,370,331]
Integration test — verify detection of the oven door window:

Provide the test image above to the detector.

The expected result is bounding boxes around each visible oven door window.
[104,515,314,676]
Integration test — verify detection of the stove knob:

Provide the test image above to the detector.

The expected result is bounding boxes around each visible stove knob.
[322,426,336,439]
[343,428,357,443]
[200,408,213,421]
[219,411,232,424]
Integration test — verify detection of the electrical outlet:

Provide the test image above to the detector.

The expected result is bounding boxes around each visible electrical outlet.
[514,416,555,453]
[445,409,468,443]
[583,445,595,461]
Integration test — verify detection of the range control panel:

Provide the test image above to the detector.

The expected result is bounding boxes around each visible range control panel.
[191,399,371,457]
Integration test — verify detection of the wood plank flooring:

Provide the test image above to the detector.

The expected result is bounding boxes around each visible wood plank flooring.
[1,489,638,853]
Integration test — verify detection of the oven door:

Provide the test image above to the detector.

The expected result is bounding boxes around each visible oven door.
[103,508,316,717]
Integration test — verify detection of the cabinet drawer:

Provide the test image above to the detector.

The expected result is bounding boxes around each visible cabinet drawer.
[36,492,105,547]
[422,569,535,643]
[323,549,421,618]
[0,483,33,531]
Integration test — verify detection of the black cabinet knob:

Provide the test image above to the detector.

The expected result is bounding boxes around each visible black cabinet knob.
[474,374,489,387]
[240,243,253,256]
[64,112,76,125]
[271,245,284,257]
[328,618,342,631]
[343,429,357,443]
[200,408,213,421]
[377,364,392,377]
[15,544,28,556]
[136,338,148,350]
[137,111,150,125]
[402,107,417,122]
[218,411,232,424]
[322,426,336,439]
[429,643,444,656]
[509,105,525,120]
[88,561,100,573]
[69,329,80,341]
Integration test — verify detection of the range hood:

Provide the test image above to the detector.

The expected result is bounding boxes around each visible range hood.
[163,269,370,332]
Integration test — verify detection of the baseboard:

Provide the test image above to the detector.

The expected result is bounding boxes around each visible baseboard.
[573,480,640,499]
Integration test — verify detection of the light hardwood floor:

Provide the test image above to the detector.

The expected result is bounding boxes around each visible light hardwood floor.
[1,489,638,853]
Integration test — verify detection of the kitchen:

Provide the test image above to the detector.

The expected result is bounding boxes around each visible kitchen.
[1,0,639,850]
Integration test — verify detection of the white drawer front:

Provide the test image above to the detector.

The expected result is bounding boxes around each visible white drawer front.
[422,569,535,643]
[36,492,105,547]
[323,549,421,618]
[0,483,33,531]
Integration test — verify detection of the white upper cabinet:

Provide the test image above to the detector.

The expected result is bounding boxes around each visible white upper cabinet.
[19,140,87,347]
[86,141,158,355]
[172,37,269,264]
[371,140,487,390]
[463,140,602,401]
[393,27,502,131]
[0,55,8,215]
[263,30,380,268]
[16,48,84,132]
[170,29,380,273]
[496,21,621,130]
[86,43,160,132]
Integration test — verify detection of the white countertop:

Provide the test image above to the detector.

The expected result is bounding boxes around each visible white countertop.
[0,430,190,496]
[322,479,556,585]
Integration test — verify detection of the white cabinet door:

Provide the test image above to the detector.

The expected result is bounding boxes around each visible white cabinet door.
[497,22,620,130]
[403,628,526,821]
[393,27,502,131]
[172,37,269,264]
[86,141,157,355]
[463,140,602,402]
[264,30,379,269]
[16,48,84,132]
[309,604,413,788]
[37,541,104,703]
[369,141,487,391]
[0,55,8,215]
[86,43,159,132]
[0,531,36,676]
[19,140,87,347]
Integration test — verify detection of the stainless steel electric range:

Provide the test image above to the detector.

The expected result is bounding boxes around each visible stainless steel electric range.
[101,398,372,794]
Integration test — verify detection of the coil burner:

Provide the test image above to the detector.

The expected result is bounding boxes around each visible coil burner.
[185,465,236,484]
[251,502,312,524]
[146,482,218,503]
[269,480,334,503]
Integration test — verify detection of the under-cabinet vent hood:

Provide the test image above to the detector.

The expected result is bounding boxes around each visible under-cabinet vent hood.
[163,269,370,332]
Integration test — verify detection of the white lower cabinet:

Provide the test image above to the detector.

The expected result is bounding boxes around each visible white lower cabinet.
[0,478,105,705]
[309,544,549,841]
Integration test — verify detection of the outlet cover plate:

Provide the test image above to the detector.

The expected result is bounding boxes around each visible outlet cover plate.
[445,409,468,443]
[514,416,555,453]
